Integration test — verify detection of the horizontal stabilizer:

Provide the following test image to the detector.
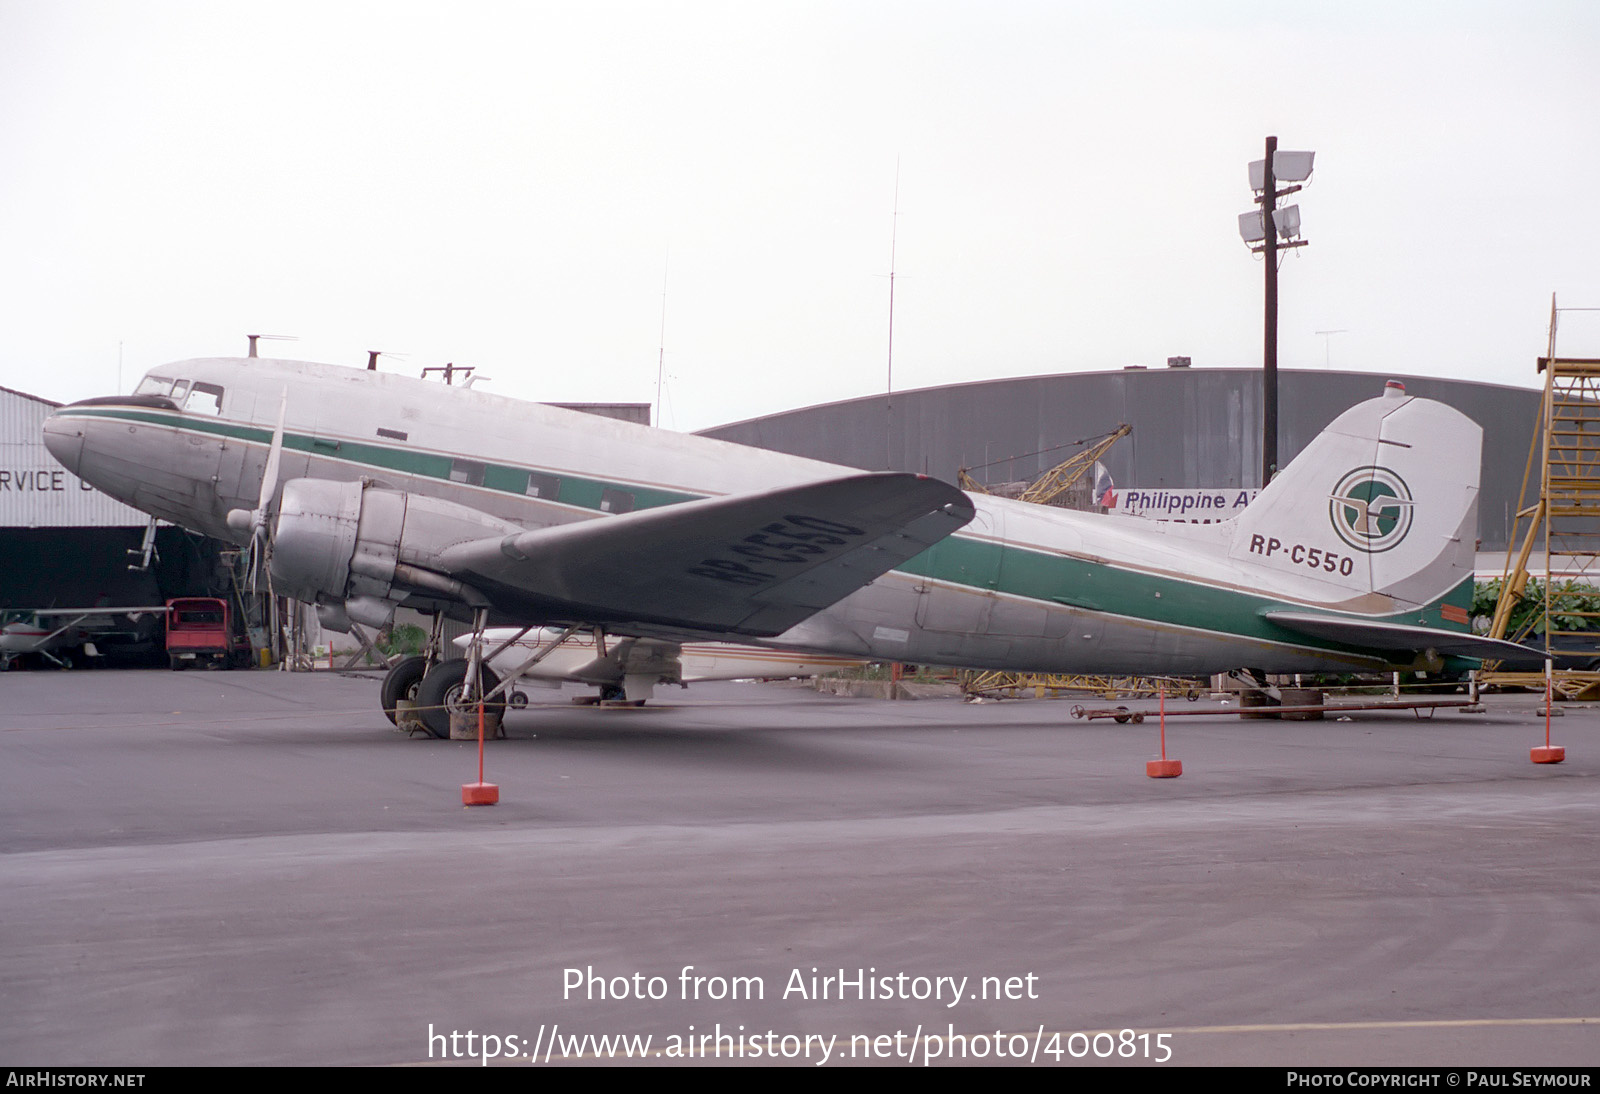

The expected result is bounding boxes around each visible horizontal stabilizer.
[1265,611,1537,662]
[439,473,974,636]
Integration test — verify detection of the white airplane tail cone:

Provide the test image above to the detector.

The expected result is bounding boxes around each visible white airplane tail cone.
[1229,381,1480,613]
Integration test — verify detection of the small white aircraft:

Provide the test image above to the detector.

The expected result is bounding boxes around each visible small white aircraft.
[0,606,168,670]
[42,356,1529,736]
[449,627,868,707]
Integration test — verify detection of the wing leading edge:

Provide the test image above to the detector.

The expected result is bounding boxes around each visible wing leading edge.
[438,472,975,636]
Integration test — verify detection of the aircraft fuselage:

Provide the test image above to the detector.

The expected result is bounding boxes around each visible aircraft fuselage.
[44,357,1476,677]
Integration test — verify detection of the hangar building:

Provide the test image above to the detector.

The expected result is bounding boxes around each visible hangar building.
[1,385,241,663]
[699,367,1541,555]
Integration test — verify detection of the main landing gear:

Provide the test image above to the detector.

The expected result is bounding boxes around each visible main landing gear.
[379,612,573,738]
[413,657,505,739]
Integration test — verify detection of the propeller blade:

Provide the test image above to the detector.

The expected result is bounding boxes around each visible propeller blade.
[254,387,288,532]
[243,388,289,593]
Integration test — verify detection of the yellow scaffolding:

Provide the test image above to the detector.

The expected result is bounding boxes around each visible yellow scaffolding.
[959,671,1208,701]
[1485,295,1600,695]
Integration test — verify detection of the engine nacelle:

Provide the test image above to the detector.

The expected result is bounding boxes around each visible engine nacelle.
[270,479,523,617]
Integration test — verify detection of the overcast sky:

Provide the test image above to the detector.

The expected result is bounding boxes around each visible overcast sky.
[3,0,1598,431]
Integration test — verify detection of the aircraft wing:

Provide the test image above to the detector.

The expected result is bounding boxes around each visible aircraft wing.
[438,472,974,637]
[1264,611,1538,662]
[29,606,171,623]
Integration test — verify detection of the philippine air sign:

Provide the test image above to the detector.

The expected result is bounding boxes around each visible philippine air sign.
[1112,488,1259,524]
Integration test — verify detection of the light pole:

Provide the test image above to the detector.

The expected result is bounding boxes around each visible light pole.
[1238,137,1313,485]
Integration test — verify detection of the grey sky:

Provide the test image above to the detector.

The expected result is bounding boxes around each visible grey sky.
[3,0,1597,431]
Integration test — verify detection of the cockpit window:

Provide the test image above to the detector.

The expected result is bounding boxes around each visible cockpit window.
[134,375,175,397]
[183,382,225,416]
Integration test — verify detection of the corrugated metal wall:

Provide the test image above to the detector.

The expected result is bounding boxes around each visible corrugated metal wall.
[699,368,1541,552]
[1,386,151,528]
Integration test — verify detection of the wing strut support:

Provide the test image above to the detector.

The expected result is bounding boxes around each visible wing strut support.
[461,607,491,708]
[480,625,583,706]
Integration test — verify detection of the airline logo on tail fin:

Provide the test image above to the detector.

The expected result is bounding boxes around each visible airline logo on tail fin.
[1230,383,1481,610]
[1329,466,1415,553]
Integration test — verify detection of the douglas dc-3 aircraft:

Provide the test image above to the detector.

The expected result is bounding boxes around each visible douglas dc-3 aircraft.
[42,356,1531,737]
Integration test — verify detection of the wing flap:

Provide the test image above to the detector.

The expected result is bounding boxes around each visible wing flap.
[438,473,974,636]
[1265,610,1537,661]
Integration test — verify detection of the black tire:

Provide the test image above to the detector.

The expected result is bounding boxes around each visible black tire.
[415,658,504,740]
[599,684,625,702]
[169,656,185,671]
[380,656,429,725]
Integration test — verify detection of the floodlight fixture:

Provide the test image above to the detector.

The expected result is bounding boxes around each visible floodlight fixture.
[1249,150,1316,192]
[1274,150,1315,183]
[1272,204,1302,239]
[1238,210,1267,244]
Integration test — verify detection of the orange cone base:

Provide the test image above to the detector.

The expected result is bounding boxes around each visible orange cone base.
[1530,746,1566,765]
[462,781,500,805]
[1146,758,1183,778]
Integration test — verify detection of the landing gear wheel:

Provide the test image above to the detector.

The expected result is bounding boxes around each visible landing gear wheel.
[415,658,505,740]
[380,656,429,725]
[508,690,528,710]
[598,684,625,702]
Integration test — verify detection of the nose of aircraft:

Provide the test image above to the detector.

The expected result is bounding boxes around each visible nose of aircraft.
[41,410,84,476]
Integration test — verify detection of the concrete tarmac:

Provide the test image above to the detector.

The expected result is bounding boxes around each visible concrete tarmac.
[2,669,1596,1067]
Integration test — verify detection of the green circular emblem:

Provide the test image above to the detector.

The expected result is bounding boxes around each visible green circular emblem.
[1329,466,1414,553]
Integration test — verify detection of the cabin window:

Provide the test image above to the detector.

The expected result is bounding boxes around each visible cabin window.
[183,382,225,416]
[525,472,560,500]
[600,488,635,514]
[449,459,486,486]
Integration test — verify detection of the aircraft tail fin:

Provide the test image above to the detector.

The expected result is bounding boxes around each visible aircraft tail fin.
[1228,381,1481,619]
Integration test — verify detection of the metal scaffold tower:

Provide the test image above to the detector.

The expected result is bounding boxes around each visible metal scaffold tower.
[1487,296,1600,697]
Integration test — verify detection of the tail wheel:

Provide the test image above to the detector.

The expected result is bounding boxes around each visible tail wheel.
[415,658,505,740]
[380,656,429,725]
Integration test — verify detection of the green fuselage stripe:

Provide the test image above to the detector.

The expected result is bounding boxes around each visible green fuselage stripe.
[898,534,1475,646]
[60,406,702,513]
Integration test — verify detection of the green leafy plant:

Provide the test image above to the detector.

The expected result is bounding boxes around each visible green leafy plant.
[1474,578,1600,638]
[376,623,427,657]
